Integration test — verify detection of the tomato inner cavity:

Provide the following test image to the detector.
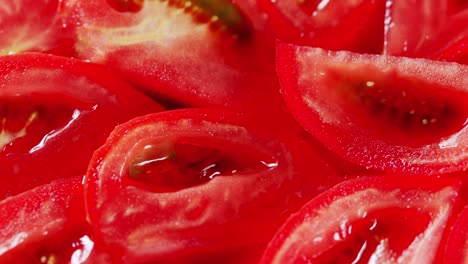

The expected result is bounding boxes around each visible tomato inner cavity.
[126,137,277,192]
[311,207,431,263]
[107,0,252,40]
[0,97,81,153]
[326,66,468,147]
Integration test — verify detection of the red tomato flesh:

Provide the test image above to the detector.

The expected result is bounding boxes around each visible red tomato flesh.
[258,0,386,53]
[60,0,279,112]
[260,175,462,264]
[0,176,91,263]
[0,53,163,199]
[84,108,336,263]
[444,205,468,264]
[0,0,75,56]
[277,41,468,175]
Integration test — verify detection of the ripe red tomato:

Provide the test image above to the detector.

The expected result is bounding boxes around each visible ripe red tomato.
[0,53,163,199]
[0,0,74,56]
[258,0,386,53]
[383,0,449,57]
[277,41,468,175]
[260,175,463,264]
[84,108,336,263]
[444,205,468,264]
[0,176,92,262]
[60,0,281,112]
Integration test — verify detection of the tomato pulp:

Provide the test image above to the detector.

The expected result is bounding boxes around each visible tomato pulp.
[0,53,163,199]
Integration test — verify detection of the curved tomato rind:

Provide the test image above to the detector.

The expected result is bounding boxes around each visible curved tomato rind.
[260,175,462,264]
[84,108,335,263]
[277,41,468,175]
[444,205,468,264]
[383,0,449,56]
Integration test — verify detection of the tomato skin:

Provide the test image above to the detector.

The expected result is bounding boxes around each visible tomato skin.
[0,53,164,200]
[260,175,463,264]
[84,108,336,263]
[444,205,468,264]
[258,0,386,53]
[277,41,468,175]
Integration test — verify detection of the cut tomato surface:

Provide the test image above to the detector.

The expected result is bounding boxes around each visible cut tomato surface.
[84,108,336,263]
[260,175,463,264]
[444,204,468,264]
[60,0,281,112]
[384,1,468,65]
[0,176,94,263]
[0,0,74,56]
[383,0,449,56]
[258,0,386,53]
[277,42,468,175]
[0,53,163,200]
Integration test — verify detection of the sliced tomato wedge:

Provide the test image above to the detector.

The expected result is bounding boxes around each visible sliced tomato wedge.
[0,53,163,199]
[0,176,92,262]
[383,0,449,56]
[258,0,386,53]
[60,0,281,112]
[84,108,336,263]
[277,42,468,175]
[260,175,463,264]
[444,204,468,264]
[0,0,74,56]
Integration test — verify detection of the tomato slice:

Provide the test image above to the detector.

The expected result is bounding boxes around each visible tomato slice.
[84,108,336,263]
[444,205,468,264]
[260,175,462,264]
[448,0,468,14]
[277,42,468,175]
[383,0,449,56]
[258,0,386,53]
[0,176,92,262]
[0,53,163,199]
[0,0,74,56]
[60,0,281,112]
